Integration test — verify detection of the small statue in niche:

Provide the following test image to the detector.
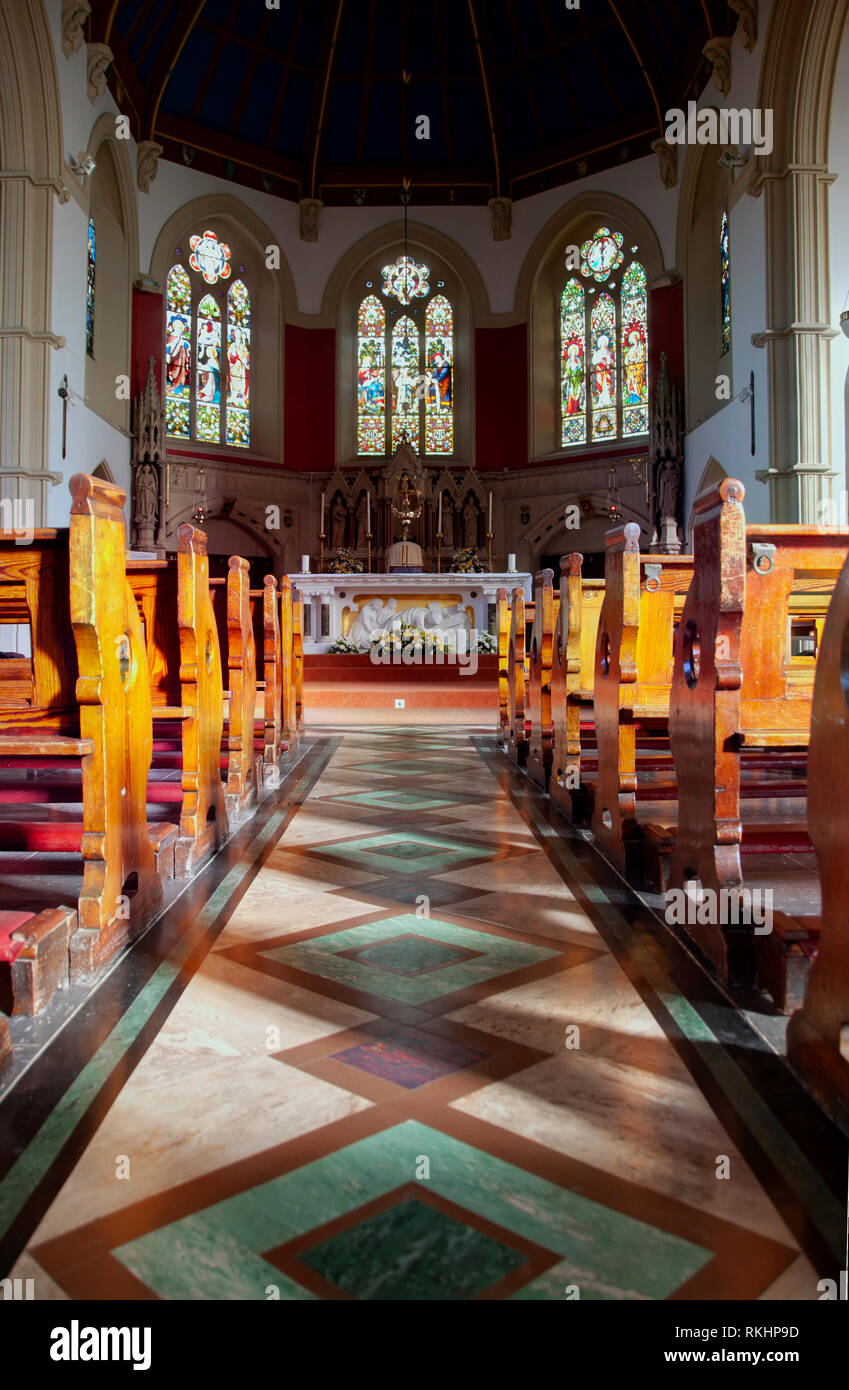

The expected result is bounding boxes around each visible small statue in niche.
[330,495,348,550]
[441,491,455,545]
[657,458,681,525]
[462,497,480,549]
[135,462,158,525]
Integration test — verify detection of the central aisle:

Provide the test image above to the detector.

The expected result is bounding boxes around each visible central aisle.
[3,729,836,1300]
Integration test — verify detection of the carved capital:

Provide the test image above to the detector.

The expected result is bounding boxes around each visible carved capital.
[703,36,733,97]
[298,198,322,242]
[137,141,163,194]
[487,196,513,241]
[62,0,90,59]
[729,0,758,53]
[86,43,112,104]
[650,136,678,190]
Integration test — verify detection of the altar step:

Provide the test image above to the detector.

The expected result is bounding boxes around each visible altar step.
[303,654,498,724]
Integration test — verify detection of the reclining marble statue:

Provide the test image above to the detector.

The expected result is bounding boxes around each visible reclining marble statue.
[347,597,472,650]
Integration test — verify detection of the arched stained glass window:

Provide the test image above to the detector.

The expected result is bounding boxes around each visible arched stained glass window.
[226,280,251,447]
[165,264,192,439]
[560,279,586,446]
[391,315,420,452]
[424,295,453,454]
[164,240,252,449]
[357,271,454,456]
[559,227,649,447]
[195,294,221,443]
[621,262,648,437]
[591,293,617,441]
[86,216,96,358]
[720,211,731,355]
[357,295,386,455]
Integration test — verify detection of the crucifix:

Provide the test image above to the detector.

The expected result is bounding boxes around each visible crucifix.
[58,375,70,460]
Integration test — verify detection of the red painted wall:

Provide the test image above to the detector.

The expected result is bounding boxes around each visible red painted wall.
[475,324,527,470]
[284,324,335,471]
[132,288,164,396]
[649,281,685,396]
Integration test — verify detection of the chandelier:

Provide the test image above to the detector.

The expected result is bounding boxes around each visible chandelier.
[192,466,208,526]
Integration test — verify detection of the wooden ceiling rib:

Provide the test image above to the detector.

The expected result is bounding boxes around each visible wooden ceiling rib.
[91,0,719,206]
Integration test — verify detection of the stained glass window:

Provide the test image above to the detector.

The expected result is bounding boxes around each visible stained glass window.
[391,315,420,452]
[591,294,617,440]
[86,217,96,358]
[381,255,430,305]
[580,226,624,282]
[720,211,731,355]
[357,295,386,454]
[226,280,250,448]
[165,237,252,449]
[165,264,192,439]
[424,295,453,455]
[560,279,586,446]
[358,271,455,457]
[189,229,232,285]
[560,231,648,447]
[621,262,648,437]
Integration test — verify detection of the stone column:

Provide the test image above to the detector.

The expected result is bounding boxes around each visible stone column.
[754,164,838,522]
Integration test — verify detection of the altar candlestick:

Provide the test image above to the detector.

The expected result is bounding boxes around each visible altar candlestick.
[301,554,310,573]
[488,492,492,531]
[320,491,325,533]
[367,491,370,533]
[437,492,442,534]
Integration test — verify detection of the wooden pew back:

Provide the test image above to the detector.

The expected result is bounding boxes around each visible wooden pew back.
[0,531,77,732]
[526,570,559,788]
[788,546,849,1124]
[668,478,847,978]
[261,574,283,770]
[279,575,297,743]
[292,586,304,729]
[175,523,227,874]
[592,523,693,870]
[496,586,510,738]
[225,555,259,821]
[126,558,181,707]
[550,554,585,813]
[507,588,533,764]
[68,474,163,975]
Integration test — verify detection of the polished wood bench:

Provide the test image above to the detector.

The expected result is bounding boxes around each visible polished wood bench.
[507,589,534,767]
[526,569,559,791]
[550,559,603,821]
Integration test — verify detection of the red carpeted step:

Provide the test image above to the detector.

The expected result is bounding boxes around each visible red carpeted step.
[0,909,33,963]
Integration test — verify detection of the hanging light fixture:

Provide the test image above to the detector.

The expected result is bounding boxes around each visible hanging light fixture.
[607,464,621,523]
[390,467,422,541]
[192,466,208,526]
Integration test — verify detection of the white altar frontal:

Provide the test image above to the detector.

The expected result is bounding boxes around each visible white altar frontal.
[291,571,532,653]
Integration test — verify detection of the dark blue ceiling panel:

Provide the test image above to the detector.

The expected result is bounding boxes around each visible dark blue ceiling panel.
[105,0,723,202]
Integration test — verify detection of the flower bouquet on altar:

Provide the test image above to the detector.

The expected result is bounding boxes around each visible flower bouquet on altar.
[449,547,485,574]
[327,547,364,574]
[370,626,450,657]
[328,637,363,654]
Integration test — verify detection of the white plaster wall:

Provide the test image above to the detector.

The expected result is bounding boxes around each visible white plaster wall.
[681,4,773,529]
[44,0,139,526]
[139,154,679,321]
[828,10,849,515]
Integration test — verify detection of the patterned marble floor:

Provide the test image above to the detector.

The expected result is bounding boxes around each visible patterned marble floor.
[0,728,844,1301]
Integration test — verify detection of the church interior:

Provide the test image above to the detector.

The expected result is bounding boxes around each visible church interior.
[1,0,849,1326]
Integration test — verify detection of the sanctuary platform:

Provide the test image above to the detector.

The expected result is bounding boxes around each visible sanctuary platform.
[291,571,532,653]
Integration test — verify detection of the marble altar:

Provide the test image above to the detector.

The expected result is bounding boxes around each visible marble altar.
[290,571,532,653]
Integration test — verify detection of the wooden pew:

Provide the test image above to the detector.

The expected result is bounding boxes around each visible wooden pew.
[526,570,559,790]
[590,524,693,876]
[665,478,847,987]
[549,565,605,822]
[0,1012,10,1074]
[225,555,260,824]
[787,546,849,1124]
[68,474,174,981]
[507,588,533,766]
[174,524,228,874]
[292,585,304,732]
[279,576,298,747]
[260,574,284,774]
[495,586,510,743]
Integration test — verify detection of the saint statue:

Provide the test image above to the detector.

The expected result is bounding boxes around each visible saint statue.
[135,462,158,525]
[330,496,348,550]
[657,458,680,522]
[463,499,479,549]
[441,492,455,546]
